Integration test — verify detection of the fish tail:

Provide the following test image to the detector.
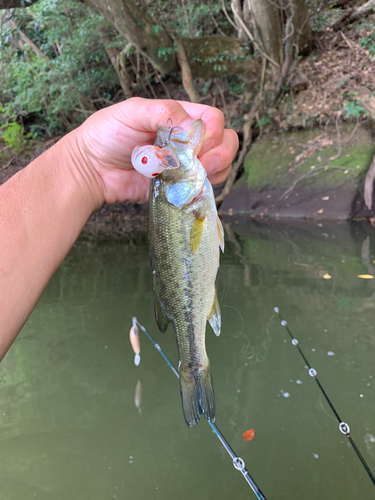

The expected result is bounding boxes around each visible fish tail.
[179,362,215,427]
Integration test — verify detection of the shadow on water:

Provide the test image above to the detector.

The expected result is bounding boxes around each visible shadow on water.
[1,220,375,499]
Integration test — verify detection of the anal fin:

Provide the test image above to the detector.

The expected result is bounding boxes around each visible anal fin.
[208,289,221,336]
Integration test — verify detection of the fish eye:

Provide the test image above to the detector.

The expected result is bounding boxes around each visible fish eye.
[141,156,148,165]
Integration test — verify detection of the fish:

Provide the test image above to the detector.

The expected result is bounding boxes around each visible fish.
[133,119,224,427]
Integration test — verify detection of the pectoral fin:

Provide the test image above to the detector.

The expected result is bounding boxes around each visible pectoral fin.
[208,289,221,336]
[190,215,205,255]
[217,216,225,253]
[153,284,169,333]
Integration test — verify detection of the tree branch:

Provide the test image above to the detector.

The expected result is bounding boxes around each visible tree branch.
[331,0,375,30]
[176,38,201,103]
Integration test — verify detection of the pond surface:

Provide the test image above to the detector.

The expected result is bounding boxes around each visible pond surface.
[1,219,375,500]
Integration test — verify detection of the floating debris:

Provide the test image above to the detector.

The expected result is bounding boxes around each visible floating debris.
[313,453,319,459]
[327,351,335,356]
[358,274,374,279]
[296,380,303,385]
[282,392,290,398]
[323,273,331,279]
[243,429,255,441]
[365,434,375,445]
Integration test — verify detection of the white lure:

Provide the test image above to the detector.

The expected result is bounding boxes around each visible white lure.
[131,144,180,179]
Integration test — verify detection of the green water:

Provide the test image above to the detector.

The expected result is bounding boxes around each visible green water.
[1,220,375,500]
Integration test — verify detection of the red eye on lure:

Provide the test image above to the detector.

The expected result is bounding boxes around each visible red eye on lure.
[131,141,181,179]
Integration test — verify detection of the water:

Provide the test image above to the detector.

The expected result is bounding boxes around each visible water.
[1,220,375,500]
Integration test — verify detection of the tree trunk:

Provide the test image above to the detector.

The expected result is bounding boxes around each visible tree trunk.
[0,0,38,6]
[85,0,179,75]
[246,0,283,67]
[245,0,312,66]
[231,0,246,40]
[101,35,132,99]
[83,0,261,81]
[291,0,312,56]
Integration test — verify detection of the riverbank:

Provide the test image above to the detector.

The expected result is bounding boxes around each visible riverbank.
[2,122,375,232]
[220,123,375,221]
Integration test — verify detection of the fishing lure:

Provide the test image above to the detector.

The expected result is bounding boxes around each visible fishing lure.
[131,120,181,178]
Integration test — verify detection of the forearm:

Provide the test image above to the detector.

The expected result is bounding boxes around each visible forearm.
[0,131,103,360]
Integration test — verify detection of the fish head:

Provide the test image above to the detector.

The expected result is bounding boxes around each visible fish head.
[131,145,181,179]
[155,119,205,158]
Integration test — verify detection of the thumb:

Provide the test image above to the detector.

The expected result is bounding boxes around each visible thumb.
[114,97,196,134]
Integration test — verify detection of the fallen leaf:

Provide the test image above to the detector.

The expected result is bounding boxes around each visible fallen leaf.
[243,429,255,441]
[323,273,331,279]
[358,274,374,279]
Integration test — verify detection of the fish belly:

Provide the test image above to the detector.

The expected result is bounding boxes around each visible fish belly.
[149,187,219,427]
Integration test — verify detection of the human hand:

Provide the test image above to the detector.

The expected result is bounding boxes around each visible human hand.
[72,97,239,205]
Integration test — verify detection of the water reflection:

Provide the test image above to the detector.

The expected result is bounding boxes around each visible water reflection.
[0,221,374,499]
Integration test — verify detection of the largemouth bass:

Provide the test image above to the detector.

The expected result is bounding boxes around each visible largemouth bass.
[132,119,224,427]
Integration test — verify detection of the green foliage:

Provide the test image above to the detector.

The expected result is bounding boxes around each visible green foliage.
[148,0,233,38]
[202,78,212,94]
[0,0,123,135]
[227,76,245,96]
[151,25,163,36]
[1,121,33,153]
[255,115,272,128]
[359,33,375,59]
[343,100,368,118]
[158,45,177,61]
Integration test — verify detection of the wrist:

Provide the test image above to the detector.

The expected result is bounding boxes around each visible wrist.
[59,130,105,213]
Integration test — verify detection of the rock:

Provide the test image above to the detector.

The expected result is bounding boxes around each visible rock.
[219,125,375,220]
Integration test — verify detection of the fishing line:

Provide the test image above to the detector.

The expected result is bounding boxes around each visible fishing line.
[274,307,375,487]
[222,304,272,364]
[132,317,267,500]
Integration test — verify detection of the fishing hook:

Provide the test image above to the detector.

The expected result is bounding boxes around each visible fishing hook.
[161,118,183,147]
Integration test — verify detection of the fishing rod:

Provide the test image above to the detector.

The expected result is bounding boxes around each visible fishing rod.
[274,307,375,487]
[130,317,267,500]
